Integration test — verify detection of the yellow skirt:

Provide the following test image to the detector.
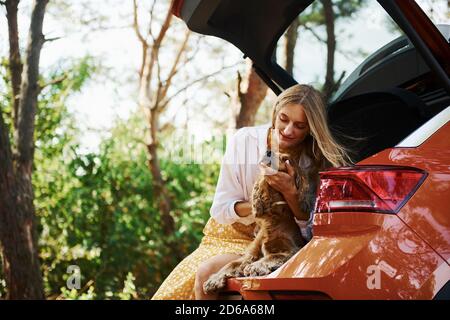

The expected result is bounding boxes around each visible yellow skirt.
[151,217,255,300]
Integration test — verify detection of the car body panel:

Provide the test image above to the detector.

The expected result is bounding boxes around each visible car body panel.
[229,214,449,299]
[360,121,450,262]
[398,106,450,147]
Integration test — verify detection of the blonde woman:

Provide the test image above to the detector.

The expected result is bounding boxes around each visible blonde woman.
[151,84,352,300]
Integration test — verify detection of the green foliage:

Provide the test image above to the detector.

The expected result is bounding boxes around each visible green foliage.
[300,0,367,25]
[43,114,220,298]
[33,103,220,299]
[1,54,220,299]
[333,0,367,17]
[0,56,95,298]
[118,272,137,300]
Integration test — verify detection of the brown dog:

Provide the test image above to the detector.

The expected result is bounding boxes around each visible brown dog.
[203,150,305,294]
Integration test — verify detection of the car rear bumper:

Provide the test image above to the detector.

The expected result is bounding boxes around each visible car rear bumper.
[226,212,450,300]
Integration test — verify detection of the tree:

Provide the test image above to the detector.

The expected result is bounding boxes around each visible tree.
[132,0,241,239]
[321,0,337,102]
[286,0,367,102]
[233,62,268,129]
[133,0,189,239]
[0,0,49,299]
[284,19,301,76]
[320,0,367,101]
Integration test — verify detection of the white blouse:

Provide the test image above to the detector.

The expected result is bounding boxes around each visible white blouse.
[209,123,315,241]
[209,122,271,226]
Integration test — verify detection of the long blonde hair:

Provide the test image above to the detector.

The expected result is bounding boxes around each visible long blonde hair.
[269,84,353,213]
[270,84,352,169]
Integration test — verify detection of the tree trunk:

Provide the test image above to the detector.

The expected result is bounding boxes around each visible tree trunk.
[134,1,176,238]
[235,61,268,129]
[284,18,300,76]
[5,0,22,129]
[0,166,44,299]
[146,108,175,236]
[322,0,336,102]
[0,0,48,300]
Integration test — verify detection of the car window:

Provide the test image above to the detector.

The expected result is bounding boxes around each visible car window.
[276,0,450,101]
[416,0,450,26]
[276,1,403,96]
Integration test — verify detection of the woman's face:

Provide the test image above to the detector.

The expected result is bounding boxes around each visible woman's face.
[273,103,310,150]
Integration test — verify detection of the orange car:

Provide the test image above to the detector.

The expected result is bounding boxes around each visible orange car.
[172,0,450,299]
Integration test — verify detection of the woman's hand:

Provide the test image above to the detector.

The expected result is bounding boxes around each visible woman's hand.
[259,160,298,199]
[234,201,253,218]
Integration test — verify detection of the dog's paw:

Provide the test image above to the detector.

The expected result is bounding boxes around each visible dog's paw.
[243,261,272,277]
[203,274,227,295]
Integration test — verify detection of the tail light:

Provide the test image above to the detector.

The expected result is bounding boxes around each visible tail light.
[171,0,184,18]
[315,166,427,214]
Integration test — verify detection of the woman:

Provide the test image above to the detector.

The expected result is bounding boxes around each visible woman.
[151,84,351,300]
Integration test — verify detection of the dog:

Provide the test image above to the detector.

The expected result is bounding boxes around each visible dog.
[203,149,305,295]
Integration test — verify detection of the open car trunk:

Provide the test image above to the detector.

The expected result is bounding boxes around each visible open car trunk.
[173,0,450,162]
[174,0,313,93]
